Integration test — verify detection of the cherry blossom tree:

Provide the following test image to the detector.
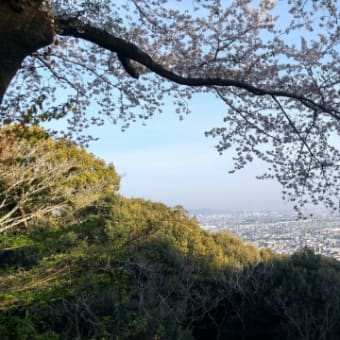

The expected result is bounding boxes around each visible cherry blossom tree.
[0,0,339,213]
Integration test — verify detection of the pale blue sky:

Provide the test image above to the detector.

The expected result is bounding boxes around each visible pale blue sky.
[83,1,294,212]
[87,93,289,212]
[84,1,335,213]
[47,0,334,213]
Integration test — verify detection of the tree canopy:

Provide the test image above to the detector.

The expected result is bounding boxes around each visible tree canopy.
[0,0,339,212]
[0,125,119,232]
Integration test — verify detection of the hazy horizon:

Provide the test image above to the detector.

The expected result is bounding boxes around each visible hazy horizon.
[87,93,293,213]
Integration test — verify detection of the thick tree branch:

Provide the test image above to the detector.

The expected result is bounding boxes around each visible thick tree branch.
[0,0,54,103]
[116,53,139,79]
[56,17,339,121]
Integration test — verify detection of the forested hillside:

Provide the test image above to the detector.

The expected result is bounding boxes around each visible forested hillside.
[0,1,339,338]
[1,128,340,339]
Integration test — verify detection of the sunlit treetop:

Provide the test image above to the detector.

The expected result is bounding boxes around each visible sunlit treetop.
[0,0,339,213]
[0,124,120,231]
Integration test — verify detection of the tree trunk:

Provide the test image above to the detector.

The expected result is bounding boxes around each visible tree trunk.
[0,0,54,104]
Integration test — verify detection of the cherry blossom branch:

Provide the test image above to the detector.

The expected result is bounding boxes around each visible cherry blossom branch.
[271,95,319,163]
[56,17,340,121]
[215,88,279,143]
[35,54,87,96]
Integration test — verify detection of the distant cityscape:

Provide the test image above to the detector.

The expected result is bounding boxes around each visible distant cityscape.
[193,210,340,260]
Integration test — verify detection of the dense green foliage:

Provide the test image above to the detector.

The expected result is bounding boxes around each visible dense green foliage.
[1,129,340,339]
[0,125,119,231]
[0,195,264,339]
